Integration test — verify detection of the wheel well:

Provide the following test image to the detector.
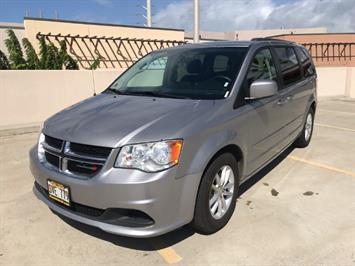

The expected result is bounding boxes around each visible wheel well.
[310,101,316,112]
[204,145,244,178]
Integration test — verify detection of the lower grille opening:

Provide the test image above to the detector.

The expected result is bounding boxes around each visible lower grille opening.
[35,182,154,228]
[100,209,155,228]
[45,152,60,168]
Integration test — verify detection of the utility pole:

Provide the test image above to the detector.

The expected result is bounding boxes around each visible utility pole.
[193,0,200,43]
[142,0,152,27]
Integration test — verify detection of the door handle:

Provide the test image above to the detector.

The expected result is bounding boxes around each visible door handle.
[277,95,292,105]
[277,98,286,105]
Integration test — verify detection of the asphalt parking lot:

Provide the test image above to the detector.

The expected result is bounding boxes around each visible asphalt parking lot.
[1,98,355,266]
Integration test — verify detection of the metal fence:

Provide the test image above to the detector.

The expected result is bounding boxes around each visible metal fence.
[36,32,186,69]
[36,33,355,67]
[303,42,355,63]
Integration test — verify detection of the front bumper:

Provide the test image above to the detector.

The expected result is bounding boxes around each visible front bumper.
[29,146,201,238]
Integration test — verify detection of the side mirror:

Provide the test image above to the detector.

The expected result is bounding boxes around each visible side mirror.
[247,80,278,100]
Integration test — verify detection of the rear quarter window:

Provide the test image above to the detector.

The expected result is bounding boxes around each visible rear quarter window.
[296,47,316,78]
[274,47,302,87]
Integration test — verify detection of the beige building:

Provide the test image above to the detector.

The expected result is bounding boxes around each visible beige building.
[2,18,329,70]
[185,27,327,42]
[23,18,185,70]
[185,31,232,42]
[1,18,185,70]
[235,27,327,40]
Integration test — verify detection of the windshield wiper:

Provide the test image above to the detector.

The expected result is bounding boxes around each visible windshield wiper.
[106,89,191,99]
[125,91,191,99]
[105,88,129,95]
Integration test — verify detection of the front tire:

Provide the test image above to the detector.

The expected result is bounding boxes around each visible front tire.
[192,153,239,234]
[294,107,314,148]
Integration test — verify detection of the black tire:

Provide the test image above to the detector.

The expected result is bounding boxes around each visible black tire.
[192,153,239,235]
[294,107,315,148]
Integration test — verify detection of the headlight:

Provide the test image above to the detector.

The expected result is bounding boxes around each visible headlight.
[37,121,45,162]
[115,140,183,172]
[38,132,45,162]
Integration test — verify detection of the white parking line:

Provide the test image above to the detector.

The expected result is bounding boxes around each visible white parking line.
[318,109,355,116]
[288,155,355,177]
[315,123,355,132]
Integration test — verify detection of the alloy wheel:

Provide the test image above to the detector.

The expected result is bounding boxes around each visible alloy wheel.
[305,112,313,142]
[209,165,235,220]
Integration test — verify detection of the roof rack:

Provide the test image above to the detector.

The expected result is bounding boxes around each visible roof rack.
[251,37,294,43]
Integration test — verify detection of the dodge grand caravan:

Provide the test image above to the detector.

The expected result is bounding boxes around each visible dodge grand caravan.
[30,39,317,237]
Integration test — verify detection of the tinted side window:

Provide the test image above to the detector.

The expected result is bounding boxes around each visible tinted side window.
[245,48,277,88]
[235,48,277,104]
[296,47,315,78]
[274,47,302,87]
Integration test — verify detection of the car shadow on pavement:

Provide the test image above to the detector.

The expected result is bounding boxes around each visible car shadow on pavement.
[54,146,295,251]
[55,212,195,251]
[239,146,294,196]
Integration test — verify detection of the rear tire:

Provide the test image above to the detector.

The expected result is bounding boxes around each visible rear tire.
[192,153,239,235]
[294,107,314,148]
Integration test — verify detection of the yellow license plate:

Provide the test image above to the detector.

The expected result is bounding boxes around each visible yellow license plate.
[47,180,70,206]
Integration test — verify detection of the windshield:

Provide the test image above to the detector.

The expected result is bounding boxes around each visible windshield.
[107,47,248,100]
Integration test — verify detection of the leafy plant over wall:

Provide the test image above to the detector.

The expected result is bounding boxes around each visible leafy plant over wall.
[0,29,79,70]
[4,29,26,69]
[38,36,48,69]
[0,50,10,69]
[89,56,102,70]
[58,40,78,70]
[22,38,40,69]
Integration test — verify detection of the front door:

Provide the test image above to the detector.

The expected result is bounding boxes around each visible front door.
[237,48,288,176]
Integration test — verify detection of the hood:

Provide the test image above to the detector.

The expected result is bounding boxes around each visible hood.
[44,93,216,148]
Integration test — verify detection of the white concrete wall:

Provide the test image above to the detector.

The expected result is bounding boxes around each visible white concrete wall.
[0,70,120,129]
[316,67,349,97]
[0,67,354,130]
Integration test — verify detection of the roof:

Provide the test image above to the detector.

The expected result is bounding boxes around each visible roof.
[184,41,253,48]
[268,32,355,38]
[160,39,297,52]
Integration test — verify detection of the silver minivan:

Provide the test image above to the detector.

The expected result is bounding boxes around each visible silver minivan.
[30,39,317,237]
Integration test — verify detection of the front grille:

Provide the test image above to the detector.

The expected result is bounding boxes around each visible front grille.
[45,135,63,150]
[45,152,60,168]
[69,142,111,158]
[41,134,112,178]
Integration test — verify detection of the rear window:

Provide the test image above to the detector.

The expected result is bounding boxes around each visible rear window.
[274,47,302,87]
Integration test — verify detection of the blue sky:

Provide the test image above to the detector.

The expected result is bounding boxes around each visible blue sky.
[0,0,175,26]
[1,0,290,26]
[0,0,354,32]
